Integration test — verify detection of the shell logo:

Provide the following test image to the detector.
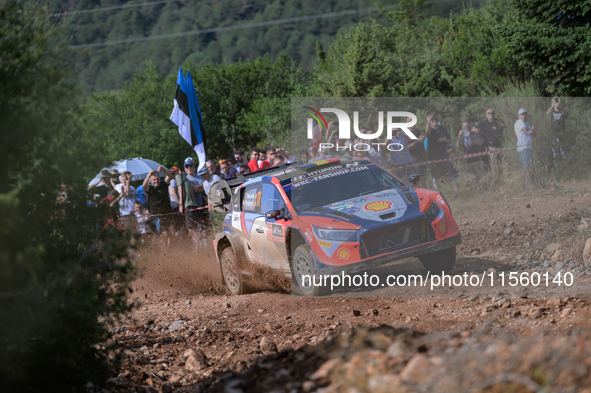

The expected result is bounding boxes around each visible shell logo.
[364,200,393,212]
[337,248,350,260]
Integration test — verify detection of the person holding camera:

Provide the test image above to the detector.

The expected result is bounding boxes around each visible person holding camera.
[87,169,118,198]
[425,113,452,188]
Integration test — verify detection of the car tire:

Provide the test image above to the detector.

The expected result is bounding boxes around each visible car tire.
[220,247,246,295]
[418,246,456,274]
[291,244,330,296]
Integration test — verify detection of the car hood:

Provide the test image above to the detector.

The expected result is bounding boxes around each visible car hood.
[300,188,419,224]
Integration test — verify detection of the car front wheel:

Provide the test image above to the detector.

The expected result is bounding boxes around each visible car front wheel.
[291,244,330,296]
[418,246,456,274]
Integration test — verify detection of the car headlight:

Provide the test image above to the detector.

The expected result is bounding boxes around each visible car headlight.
[424,202,440,221]
[312,226,357,241]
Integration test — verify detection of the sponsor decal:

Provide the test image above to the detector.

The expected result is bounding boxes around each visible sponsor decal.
[436,194,446,206]
[364,200,393,212]
[304,229,314,243]
[318,240,331,248]
[292,165,344,181]
[439,221,447,234]
[272,224,283,238]
[326,203,360,215]
[337,248,350,260]
[291,165,370,188]
[254,190,262,207]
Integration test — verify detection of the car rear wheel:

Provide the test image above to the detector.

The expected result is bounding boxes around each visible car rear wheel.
[220,247,246,295]
[291,244,330,296]
[418,246,456,274]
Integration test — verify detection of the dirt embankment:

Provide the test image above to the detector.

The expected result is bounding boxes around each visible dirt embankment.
[102,184,591,393]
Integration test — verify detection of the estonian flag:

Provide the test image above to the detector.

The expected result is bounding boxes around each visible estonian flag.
[170,67,207,171]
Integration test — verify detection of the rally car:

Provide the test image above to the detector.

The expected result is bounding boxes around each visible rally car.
[208,158,462,296]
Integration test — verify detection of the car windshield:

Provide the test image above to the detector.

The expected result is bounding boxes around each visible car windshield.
[289,165,405,212]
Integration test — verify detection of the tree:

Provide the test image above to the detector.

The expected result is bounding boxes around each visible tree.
[498,0,591,96]
[0,2,133,390]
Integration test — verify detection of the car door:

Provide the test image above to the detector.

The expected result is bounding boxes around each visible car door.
[235,183,264,265]
[257,182,290,272]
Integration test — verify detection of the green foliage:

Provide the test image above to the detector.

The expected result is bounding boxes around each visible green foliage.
[56,0,394,93]
[498,0,591,95]
[0,1,134,390]
[77,55,309,166]
[312,0,528,98]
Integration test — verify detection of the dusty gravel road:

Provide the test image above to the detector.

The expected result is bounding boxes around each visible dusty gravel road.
[106,182,591,393]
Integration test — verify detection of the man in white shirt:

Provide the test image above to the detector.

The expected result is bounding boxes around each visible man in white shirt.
[514,108,535,168]
[114,170,136,227]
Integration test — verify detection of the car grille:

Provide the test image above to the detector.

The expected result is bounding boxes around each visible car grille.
[359,219,428,259]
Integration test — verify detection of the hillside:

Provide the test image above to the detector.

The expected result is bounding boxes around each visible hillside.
[45,0,483,93]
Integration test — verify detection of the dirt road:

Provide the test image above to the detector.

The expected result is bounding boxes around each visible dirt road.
[106,182,591,393]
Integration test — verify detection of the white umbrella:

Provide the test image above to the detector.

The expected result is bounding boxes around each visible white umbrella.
[88,157,168,186]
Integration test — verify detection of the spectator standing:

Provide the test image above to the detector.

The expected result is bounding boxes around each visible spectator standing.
[176,157,204,247]
[314,145,333,161]
[133,200,152,237]
[135,184,147,207]
[142,166,174,244]
[405,116,427,187]
[457,122,487,181]
[234,149,248,171]
[88,170,117,198]
[546,97,566,162]
[388,129,413,181]
[308,147,318,162]
[299,149,309,163]
[168,166,183,234]
[425,114,452,187]
[219,159,237,178]
[198,167,220,239]
[273,155,285,167]
[514,108,535,168]
[114,170,136,226]
[481,108,503,148]
[205,159,221,177]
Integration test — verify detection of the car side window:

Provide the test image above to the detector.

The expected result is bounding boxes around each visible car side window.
[232,188,241,211]
[261,183,286,215]
[241,184,261,213]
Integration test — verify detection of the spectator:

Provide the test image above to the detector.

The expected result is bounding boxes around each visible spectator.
[142,166,174,244]
[266,147,277,166]
[205,159,221,177]
[109,169,120,184]
[547,97,566,162]
[273,155,285,167]
[388,129,413,181]
[276,148,293,163]
[481,108,503,148]
[299,149,309,163]
[405,116,427,187]
[315,145,332,161]
[234,149,248,171]
[99,189,123,229]
[168,166,183,234]
[87,169,117,198]
[219,159,237,178]
[133,200,152,238]
[457,122,487,181]
[425,113,452,188]
[514,108,535,168]
[176,157,204,247]
[259,148,267,167]
[135,183,147,207]
[199,167,221,197]
[248,147,271,172]
[114,170,136,226]
[308,147,318,162]
[238,164,251,175]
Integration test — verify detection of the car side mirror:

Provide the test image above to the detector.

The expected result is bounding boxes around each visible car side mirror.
[409,174,420,185]
[266,210,281,219]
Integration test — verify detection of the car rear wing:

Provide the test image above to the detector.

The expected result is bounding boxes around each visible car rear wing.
[206,162,299,212]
